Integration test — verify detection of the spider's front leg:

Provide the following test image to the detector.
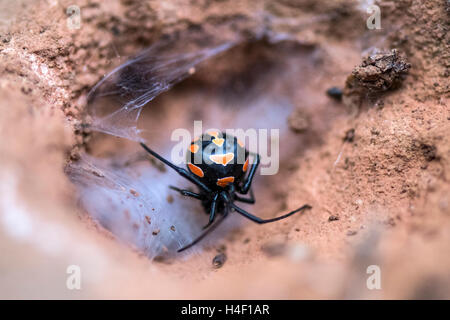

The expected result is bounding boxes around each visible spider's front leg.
[203,192,219,229]
[169,186,203,200]
[238,153,260,195]
[140,142,211,193]
[177,202,229,253]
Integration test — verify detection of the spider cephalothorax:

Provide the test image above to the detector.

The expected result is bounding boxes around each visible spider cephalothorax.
[140,131,311,252]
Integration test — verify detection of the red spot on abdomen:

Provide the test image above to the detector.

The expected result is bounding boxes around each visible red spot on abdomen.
[210,153,234,166]
[188,163,204,178]
[217,176,235,187]
[189,144,199,153]
[243,158,249,172]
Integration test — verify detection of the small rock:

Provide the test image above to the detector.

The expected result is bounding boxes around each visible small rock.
[343,49,410,109]
[212,253,227,269]
[326,87,343,100]
[344,129,355,142]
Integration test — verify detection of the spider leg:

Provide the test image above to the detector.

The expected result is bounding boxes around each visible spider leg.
[231,203,311,224]
[169,186,203,200]
[234,188,255,204]
[178,202,229,253]
[239,153,260,194]
[140,142,211,193]
[203,192,219,229]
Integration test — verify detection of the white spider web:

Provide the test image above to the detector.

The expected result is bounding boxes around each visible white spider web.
[87,30,240,141]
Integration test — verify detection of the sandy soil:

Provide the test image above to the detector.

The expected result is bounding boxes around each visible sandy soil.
[0,0,449,299]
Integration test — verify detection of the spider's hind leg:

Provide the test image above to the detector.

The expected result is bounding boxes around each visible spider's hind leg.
[238,153,260,195]
[231,200,311,224]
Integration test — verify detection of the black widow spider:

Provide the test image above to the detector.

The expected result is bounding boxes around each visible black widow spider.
[140,131,311,252]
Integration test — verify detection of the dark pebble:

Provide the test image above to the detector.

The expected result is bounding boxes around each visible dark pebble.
[326,87,343,100]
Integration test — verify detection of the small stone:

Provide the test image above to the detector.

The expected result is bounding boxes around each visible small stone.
[212,253,227,269]
[328,215,340,222]
[326,87,343,100]
[344,129,355,142]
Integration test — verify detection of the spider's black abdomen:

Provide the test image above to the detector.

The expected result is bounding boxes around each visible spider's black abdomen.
[186,131,249,191]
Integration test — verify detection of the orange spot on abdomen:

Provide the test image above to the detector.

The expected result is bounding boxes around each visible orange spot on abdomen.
[210,153,234,166]
[207,131,219,138]
[217,176,235,187]
[189,144,199,153]
[212,138,224,147]
[188,163,204,178]
[243,158,249,172]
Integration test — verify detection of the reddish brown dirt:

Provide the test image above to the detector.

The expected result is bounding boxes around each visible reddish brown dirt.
[0,0,448,299]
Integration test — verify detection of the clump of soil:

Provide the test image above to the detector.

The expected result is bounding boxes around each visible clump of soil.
[344,49,411,109]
